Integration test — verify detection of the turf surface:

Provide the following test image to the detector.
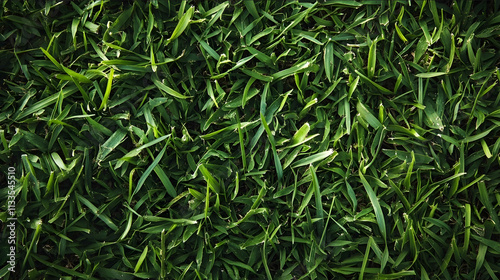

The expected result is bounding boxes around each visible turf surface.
[1,0,500,279]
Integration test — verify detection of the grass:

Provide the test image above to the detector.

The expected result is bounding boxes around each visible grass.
[1,0,500,279]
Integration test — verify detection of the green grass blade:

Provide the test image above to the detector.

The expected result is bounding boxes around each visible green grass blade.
[98,68,114,110]
[272,61,317,81]
[367,39,377,79]
[359,171,386,242]
[166,6,194,45]
[260,112,283,181]
[311,166,324,237]
[291,123,310,145]
[76,193,119,231]
[134,246,149,273]
[116,135,170,168]
[291,149,335,168]
[131,145,167,200]
[96,129,127,164]
[478,181,500,232]
[199,164,221,193]
[153,166,177,198]
[357,101,382,130]
[152,73,191,99]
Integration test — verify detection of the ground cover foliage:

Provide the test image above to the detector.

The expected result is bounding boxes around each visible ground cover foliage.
[1,0,500,279]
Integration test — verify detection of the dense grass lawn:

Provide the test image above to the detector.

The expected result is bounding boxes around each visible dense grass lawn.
[1,0,500,279]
